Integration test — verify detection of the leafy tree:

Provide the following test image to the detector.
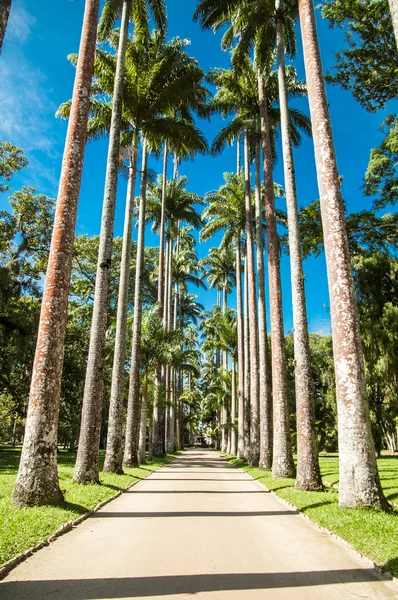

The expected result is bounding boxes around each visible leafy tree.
[363,115,398,209]
[321,0,398,112]
[0,142,27,193]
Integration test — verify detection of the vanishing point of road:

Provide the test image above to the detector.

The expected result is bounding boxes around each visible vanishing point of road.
[1,449,397,599]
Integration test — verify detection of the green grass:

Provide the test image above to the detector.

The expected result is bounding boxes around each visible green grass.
[0,448,177,566]
[224,454,398,577]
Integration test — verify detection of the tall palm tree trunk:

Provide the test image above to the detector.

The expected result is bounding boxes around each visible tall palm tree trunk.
[158,143,168,316]
[255,139,272,471]
[138,371,149,464]
[236,239,245,458]
[74,1,131,484]
[221,286,228,453]
[257,69,295,479]
[388,0,398,48]
[104,140,139,474]
[123,140,148,468]
[243,129,260,467]
[12,0,100,506]
[230,358,237,456]
[243,253,250,460]
[164,234,173,450]
[298,0,386,507]
[0,0,11,54]
[276,14,321,490]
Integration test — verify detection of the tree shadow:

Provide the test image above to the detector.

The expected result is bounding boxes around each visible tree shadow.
[1,569,391,599]
[90,510,298,518]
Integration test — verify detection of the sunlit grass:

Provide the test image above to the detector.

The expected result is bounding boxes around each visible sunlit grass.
[224,453,398,577]
[0,448,177,566]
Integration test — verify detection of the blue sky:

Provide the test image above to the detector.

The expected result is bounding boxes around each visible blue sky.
[0,0,395,335]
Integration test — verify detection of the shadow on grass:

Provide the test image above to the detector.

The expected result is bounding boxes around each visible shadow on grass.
[61,501,89,515]
[383,557,398,576]
[299,500,334,512]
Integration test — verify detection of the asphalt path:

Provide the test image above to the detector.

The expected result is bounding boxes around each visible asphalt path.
[1,449,396,599]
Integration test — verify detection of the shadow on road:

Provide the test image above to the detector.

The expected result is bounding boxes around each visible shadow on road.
[1,569,389,599]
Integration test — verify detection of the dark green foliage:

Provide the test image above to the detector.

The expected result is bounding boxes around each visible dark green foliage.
[363,115,398,209]
[0,141,27,193]
[321,0,398,112]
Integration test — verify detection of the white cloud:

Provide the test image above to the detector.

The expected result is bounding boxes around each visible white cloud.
[0,3,61,195]
[6,2,37,45]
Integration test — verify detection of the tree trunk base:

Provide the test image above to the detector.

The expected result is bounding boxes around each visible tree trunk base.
[12,469,64,507]
[73,470,100,485]
[296,479,323,491]
[272,461,296,479]
[123,457,139,469]
[103,464,124,475]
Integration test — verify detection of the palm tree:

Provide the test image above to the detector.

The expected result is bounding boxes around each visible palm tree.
[59,32,208,476]
[209,57,309,470]
[201,246,236,452]
[298,0,386,507]
[274,0,322,490]
[12,0,100,506]
[73,0,167,484]
[0,0,12,54]
[201,173,245,457]
[122,139,148,467]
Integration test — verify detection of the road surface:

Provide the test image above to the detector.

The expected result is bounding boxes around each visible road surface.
[1,449,396,599]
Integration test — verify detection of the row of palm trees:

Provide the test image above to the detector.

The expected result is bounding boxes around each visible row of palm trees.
[12,0,209,505]
[194,0,387,508]
[11,0,388,510]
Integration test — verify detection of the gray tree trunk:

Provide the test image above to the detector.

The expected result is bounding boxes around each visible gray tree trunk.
[158,143,168,316]
[299,0,386,507]
[255,140,272,471]
[257,69,295,479]
[104,141,138,474]
[0,0,11,54]
[243,130,260,467]
[74,0,131,484]
[221,286,228,454]
[12,0,100,506]
[230,359,237,456]
[388,0,398,49]
[276,16,321,490]
[236,240,245,459]
[243,254,251,460]
[138,371,149,465]
[123,140,148,468]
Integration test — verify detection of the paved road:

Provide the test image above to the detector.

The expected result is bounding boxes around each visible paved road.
[1,449,396,599]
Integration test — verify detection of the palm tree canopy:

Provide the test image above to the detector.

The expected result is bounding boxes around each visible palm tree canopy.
[146,175,205,232]
[98,0,167,43]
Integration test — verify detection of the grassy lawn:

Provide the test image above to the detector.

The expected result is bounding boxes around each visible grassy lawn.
[224,454,398,577]
[0,447,176,566]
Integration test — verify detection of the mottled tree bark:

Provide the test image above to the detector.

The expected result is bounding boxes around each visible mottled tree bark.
[221,286,228,454]
[74,1,131,484]
[104,142,138,474]
[236,240,245,459]
[276,15,321,490]
[243,130,260,467]
[257,69,295,479]
[243,255,251,460]
[255,140,272,471]
[388,0,398,49]
[12,0,100,506]
[123,140,148,468]
[138,371,149,465]
[230,359,237,456]
[0,0,11,54]
[299,0,386,507]
[158,143,168,316]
